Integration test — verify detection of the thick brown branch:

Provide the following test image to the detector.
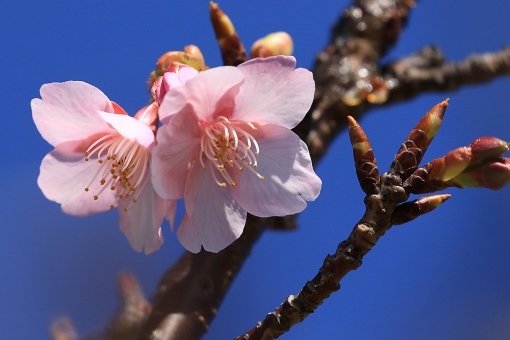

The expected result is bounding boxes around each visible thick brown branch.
[294,0,414,162]
[384,45,510,102]
[81,273,151,340]
[137,216,263,340]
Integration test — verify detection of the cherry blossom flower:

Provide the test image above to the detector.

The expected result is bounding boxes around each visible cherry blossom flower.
[32,81,175,254]
[152,56,322,253]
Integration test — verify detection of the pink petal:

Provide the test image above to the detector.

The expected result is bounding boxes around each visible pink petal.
[118,181,167,255]
[176,214,201,253]
[98,111,155,151]
[234,56,314,129]
[177,65,199,84]
[151,111,201,199]
[158,66,244,124]
[32,81,115,146]
[183,161,247,253]
[38,140,117,216]
[229,124,322,217]
[162,65,199,91]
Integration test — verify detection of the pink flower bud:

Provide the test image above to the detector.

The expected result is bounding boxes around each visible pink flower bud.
[452,158,510,190]
[151,62,199,105]
[469,136,509,167]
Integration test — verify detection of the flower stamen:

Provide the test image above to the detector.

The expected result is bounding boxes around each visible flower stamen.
[200,117,264,187]
[83,133,151,210]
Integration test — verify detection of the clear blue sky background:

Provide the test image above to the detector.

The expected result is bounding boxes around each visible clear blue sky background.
[2,1,510,339]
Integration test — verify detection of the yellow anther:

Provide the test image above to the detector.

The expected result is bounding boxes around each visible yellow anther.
[260,176,265,180]
[221,183,227,187]
[231,182,237,186]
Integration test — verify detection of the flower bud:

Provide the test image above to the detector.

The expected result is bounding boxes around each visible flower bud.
[151,62,199,105]
[251,32,294,58]
[210,1,246,66]
[347,115,380,195]
[183,45,206,71]
[391,194,451,225]
[429,146,472,181]
[451,158,510,190]
[148,46,207,90]
[390,99,448,178]
[443,147,472,180]
[469,136,509,167]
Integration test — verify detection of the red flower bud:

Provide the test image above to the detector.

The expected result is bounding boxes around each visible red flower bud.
[452,158,510,190]
[469,136,509,167]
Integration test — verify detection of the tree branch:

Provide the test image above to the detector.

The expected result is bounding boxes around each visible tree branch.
[234,98,451,339]
[137,216,263,340]
[384,45,510,102]
[82,0,510,339]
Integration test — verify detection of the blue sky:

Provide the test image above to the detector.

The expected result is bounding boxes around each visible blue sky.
[1,0,510,339]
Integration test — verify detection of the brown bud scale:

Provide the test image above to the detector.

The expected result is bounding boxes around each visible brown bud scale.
[391,194,451,225]
[348,116,380,194]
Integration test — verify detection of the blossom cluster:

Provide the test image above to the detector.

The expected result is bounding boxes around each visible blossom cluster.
[32,56,322,254]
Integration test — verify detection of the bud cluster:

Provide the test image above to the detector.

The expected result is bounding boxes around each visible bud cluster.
[405,136,510,193]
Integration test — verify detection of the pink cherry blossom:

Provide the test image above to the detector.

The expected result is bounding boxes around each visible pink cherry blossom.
[152,56,322,253]
[32,81,175,254]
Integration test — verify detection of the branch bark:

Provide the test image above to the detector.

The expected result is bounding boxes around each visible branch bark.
[384,45,510,102]
[83,0,510,339]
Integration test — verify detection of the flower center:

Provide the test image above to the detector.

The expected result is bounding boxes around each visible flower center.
[84,133,151,211]
[200,116,264,187]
